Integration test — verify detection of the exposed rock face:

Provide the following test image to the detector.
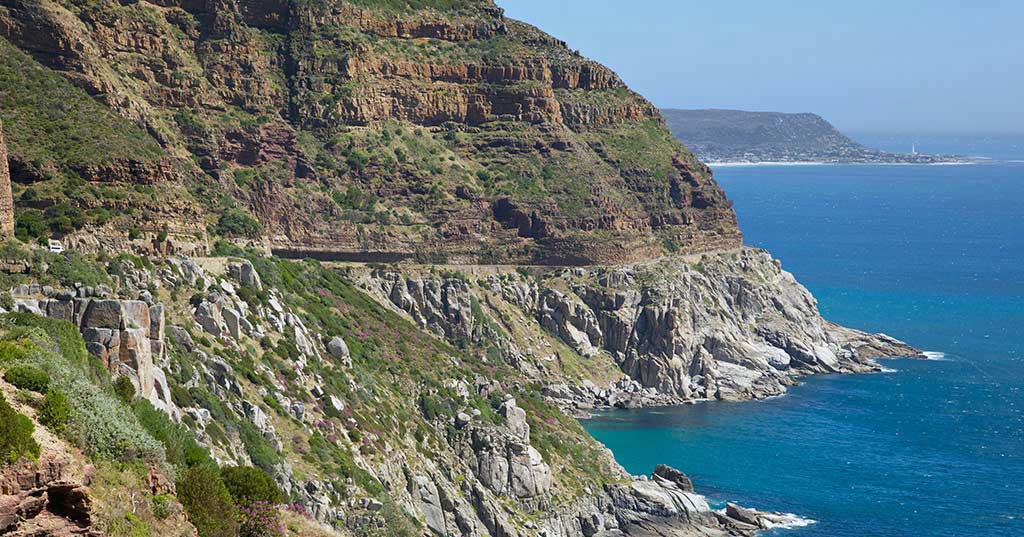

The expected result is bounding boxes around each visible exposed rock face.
[11,290,177,419]
[0,120,11,240]
[361,248,919,408]
[462,398,551,500]
[0,457,92,537]
[0,0,741,264]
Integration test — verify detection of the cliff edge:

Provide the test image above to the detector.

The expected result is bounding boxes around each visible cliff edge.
[0,0,740,264]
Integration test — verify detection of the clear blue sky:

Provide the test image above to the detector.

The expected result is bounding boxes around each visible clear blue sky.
[496,0,1023,133]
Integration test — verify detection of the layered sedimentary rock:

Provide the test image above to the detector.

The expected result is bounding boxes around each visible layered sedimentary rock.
[0,0,740,264]
[0,456,93,536]
[0,120,12,239]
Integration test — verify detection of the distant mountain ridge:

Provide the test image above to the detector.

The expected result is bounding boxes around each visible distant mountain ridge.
[662,108,962,164]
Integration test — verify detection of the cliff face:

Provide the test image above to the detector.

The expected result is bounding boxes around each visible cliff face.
[358,248,918,409]
[0,0,740,263]
[0,120,13,239]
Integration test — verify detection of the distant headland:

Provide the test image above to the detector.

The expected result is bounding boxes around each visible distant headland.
[662,109,971,165]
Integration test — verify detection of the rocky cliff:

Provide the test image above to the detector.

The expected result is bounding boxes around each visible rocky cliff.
[0,0,740,264]
[0,245,914,537]
[0,120,13,239]
[357,248,918,410]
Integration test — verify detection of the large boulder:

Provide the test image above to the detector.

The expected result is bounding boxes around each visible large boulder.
[326,336,350,362]
[653,464,694,493]
[411,474,446,536]
[81,300,123,330]
[81,328,119,367]
[194,301,222,336]
[228,261,262,290]
[499,399,529,443]
[45,299,75,323]
[149,304,165,341]
[118,328,155,400]
[222,307,242,340]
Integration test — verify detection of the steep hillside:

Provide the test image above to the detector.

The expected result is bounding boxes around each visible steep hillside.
[0,0,740,264]
[0,244,915,537]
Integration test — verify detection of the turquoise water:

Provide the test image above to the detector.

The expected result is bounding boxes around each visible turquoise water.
[583,147,1024,536]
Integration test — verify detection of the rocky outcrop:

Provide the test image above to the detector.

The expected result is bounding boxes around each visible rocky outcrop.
[11,287,178,419]
[461,399,552,500]
[0,120,13,239]
[0,457,92,537]
[361,248,919,411]
[499,248,918,402]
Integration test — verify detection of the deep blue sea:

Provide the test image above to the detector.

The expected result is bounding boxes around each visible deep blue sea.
[584,136,1024,537]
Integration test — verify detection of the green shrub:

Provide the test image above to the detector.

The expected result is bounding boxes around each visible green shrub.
[178,466,239,537]
[0,341,29,364]
[0,392,40,464]
[39,388,71,434]
[221,466,283,505]
[114,375,136,405]
[109,511,150,537]
[60,377,165,462]
[3,364,50,393]
[132,399,213,470]
[0,315,163,462]
[33,251,109,288]
[151,494,173,520]
[216,209,263,238]
[239,421,280,474]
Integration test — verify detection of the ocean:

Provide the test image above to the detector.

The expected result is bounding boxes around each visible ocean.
[583,136,1024,536]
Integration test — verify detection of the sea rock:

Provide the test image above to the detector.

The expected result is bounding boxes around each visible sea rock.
[726,502,762,527]
[653,464,694,493]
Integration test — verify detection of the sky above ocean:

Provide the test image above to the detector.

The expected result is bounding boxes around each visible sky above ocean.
[496,0,1024,133]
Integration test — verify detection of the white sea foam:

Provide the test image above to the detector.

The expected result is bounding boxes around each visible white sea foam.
[923,351,948,361]
[712,508,817,531]
[761,512,818,530]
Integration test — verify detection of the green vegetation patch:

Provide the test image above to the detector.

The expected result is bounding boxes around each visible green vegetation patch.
[1,314,165,462]
[0,38,163,169]
[3,364,50,393]
[0,391,40,464]
[177,466,240,537]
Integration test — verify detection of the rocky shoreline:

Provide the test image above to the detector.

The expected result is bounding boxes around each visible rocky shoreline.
[358,247,921,414]
[2,246,919,536]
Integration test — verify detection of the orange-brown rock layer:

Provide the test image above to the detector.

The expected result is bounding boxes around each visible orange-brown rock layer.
[0,0,742,264]
[0,120,13,239]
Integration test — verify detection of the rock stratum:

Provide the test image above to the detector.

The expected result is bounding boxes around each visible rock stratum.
[0,0,740,264]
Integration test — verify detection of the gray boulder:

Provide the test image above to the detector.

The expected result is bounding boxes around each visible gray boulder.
[326,336,350,362]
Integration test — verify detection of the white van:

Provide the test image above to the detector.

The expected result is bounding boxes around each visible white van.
[47,239,64,254]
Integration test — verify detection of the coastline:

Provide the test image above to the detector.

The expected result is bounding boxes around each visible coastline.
[709,159,979,167]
